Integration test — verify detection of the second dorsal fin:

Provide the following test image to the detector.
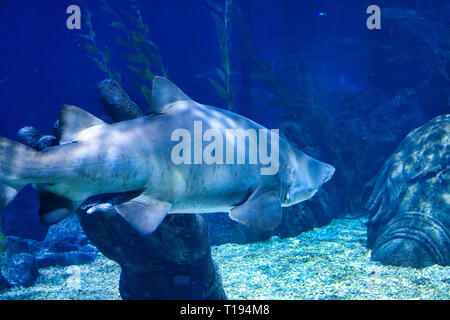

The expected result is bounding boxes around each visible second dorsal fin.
[150,76,193,114]
[59,105,105,144]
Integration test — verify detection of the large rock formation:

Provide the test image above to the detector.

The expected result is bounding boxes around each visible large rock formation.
[2,252,38,288]
[366,114,449,268]
[77,208,224,299]
[0,185,47,241]
[98,79,143,121]
[0,234,96,288]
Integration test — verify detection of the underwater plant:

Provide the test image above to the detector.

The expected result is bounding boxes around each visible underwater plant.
[101,0,168,107]
[206,0,234,110]
[76,0,167,108]
[75,6,121,83]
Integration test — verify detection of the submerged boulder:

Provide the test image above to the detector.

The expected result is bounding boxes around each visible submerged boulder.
[16,126,42,150]
[366,114,449,268]
[77,207,226,299]
[0,185,47,241]
[36,251,95,268]
[43,214,89,251]
[98,79,143,121]
[35,135,58,151]
[2,233,95,272]
[6,236,41,256]
[0,270,11,291]
[2,253,38,287]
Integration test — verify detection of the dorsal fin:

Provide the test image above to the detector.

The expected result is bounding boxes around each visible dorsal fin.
[59,105,105,144]
[150,76,192,114]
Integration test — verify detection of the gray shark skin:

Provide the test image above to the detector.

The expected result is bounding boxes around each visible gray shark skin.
[0,77,335,235]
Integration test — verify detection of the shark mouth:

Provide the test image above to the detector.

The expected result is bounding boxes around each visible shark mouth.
[370,211,450,268]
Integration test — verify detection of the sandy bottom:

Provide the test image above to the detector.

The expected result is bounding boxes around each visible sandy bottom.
[1,218,449,300]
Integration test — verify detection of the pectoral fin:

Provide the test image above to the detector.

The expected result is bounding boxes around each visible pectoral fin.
[229,187,282,230]
[79,190,143,214]
[115,193,171,236]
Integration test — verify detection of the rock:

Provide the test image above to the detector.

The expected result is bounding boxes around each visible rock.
[78,244,99,254]
[366,114,450,268]
[204,213,251,245]
[0,271,11,291]
[44,214,87,249]
[6,236,41,256]
[46,238,81,253]
[16,126,42,149]
[2,253,38,287]
[42,215,92,255]
[0,185,48,241]
[98,79,143,121]
[275,203,324,238]
[36,251,96,268]
[35,135,58,151]
[77,204,226,300]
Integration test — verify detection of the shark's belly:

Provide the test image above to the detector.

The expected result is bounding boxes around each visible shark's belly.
[149,159,276,213]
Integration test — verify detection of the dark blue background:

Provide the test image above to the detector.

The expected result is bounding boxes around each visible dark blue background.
[2,0,441,137]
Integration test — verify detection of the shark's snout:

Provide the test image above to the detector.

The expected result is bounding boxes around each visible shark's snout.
[306,158,335,189]
[283,156,335,207]
[323,164,335,184]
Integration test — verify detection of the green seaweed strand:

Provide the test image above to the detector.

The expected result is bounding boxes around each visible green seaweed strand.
[207,0,234,110]
[75,5,122,83]
[102,0,168,107]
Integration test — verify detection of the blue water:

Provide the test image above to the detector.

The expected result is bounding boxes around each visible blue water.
[1,0,446,139]
[0,0,448,300]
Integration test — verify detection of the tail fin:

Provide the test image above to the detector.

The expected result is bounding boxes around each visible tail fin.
[0,136,38,209]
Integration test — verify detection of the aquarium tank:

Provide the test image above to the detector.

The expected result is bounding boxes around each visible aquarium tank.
[0,0,448,306]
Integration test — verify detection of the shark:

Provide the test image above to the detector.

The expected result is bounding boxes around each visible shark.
[0,77,335,235]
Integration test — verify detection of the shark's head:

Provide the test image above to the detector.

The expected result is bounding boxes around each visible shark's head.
[281,148,335,207]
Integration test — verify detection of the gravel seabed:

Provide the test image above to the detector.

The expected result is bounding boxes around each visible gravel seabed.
[1,218,449,300]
